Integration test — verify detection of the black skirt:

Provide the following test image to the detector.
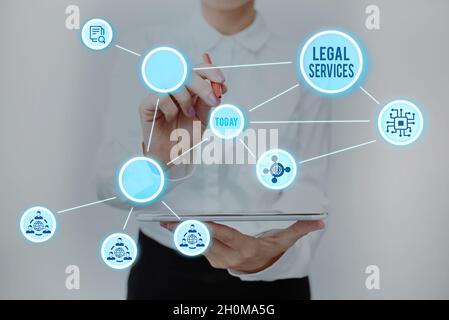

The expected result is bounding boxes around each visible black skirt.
[128,231,311,300]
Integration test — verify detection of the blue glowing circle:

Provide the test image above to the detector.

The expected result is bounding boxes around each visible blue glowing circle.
[141,47,189,93]
[378,100,424,146]
[118,157,165,205]
[20,206,56,243]
[209,104,246,139]
[299,30,364,94]
[81,18,113,51]
[174,220,210,257]
[101,233,137,270]
[256,149,298,190]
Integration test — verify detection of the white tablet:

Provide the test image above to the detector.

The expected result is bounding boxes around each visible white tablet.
[136,210,327,222]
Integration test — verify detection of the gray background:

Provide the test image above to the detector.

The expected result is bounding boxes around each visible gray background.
[1,0,448,299]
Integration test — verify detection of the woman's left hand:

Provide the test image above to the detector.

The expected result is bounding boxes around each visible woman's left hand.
[162,220,324,273]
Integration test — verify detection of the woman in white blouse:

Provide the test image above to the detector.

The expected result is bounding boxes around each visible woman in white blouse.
[97,0,330,299]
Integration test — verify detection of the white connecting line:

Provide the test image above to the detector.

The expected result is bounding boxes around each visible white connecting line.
[299,140,377,165]
[251,120,371,124]
[113,45,381,112]
[114,44,292,73]
[112,44,377,168]
[193,61,292,71]
[167,137,210,166]
[122,207,134,230]
[57,196,117,214]
[238,139,257,159]
[359,86,381,105]
[249,83,300,113]
[161,201,181,221]
[146,98,160,153]
[115,44,142,57]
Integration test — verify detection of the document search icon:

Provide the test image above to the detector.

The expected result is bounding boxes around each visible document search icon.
[89,26,106,43]
[81,18,113,51]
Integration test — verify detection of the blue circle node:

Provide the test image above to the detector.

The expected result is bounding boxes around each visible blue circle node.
[174,220,210,257]
[378,100,424,146]
[299,30,364,94]
[209,104,245,139]
[20,206,56,243]
[81,18,114,51]
[101,233,137,270]
[141,47,189,93]
[256,149,298,190]
[118,157,165,205]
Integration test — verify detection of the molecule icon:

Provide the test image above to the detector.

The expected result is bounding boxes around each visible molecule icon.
[263,155,291,184]
[256,149,297,190]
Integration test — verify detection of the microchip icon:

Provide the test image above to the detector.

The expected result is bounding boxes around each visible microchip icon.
[395,117,408,130]
[379,100,424,146]
[386,107,415,138]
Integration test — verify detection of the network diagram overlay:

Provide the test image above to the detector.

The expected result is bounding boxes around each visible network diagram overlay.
[19,18,425,269]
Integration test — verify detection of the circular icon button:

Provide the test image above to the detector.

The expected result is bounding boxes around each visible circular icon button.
[174,220,210,257]
[299,30,364,94]
[141,47,189,94]
[101,233,137,269]
[256,149,298,190]
[81,18,113,51]
[20,206,56,243]
[378,100,424,146]
[118,157,166,205]
[209,104,246,139]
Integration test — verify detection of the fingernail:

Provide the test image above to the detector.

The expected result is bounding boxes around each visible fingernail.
[188,107,196,118]
[208,92,219,105]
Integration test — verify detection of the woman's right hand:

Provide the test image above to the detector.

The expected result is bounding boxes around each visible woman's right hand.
[139,63,226,165]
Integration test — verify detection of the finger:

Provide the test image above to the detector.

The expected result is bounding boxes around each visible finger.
[275,220,325,249]
[164,222,178,231]
[207,222,251,249]
[160,222,172,231]
[186,72,220,107]
[195,63,226,84]
[195,97,213,125]
[221,83,228,95]
[139,94,170,121]
[194,83,228,123]
[159,97,179,122]
[169,89,195,119]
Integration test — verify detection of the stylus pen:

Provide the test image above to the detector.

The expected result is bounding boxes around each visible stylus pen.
[203,52,223,99]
